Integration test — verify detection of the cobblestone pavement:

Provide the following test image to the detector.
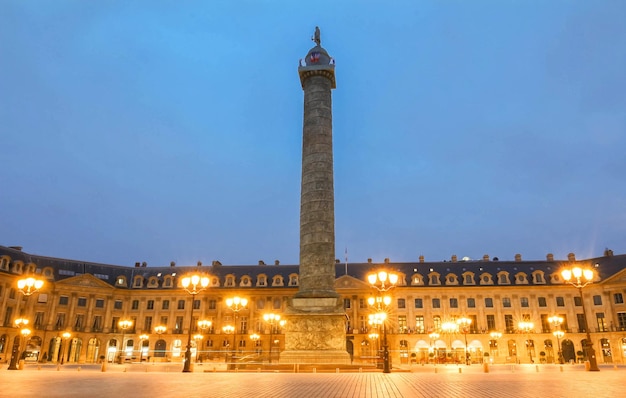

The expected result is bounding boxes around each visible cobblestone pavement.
[0,364,623,398]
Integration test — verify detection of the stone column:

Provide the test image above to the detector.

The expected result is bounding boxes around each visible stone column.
[281,28,350,365]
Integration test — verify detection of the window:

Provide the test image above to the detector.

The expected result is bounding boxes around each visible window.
[433,316,442,331]
[114,300,123,310]
[132,300,139,310]
[449,298,458,308]
[398,315,407,333]
[574,296,582,306]
[59,296,69,305]
[617,312,626,330]
[504,315,514,333]
[95,299,105,308]
[255,299,263,310]
[359,298,366,309]
[192,299,200,310]
[162,300,170,310]
[273,298,281,309]
[414,298,423,309]
[174,316,184,333]
[343,298,351,309]
[397,299,406,309]
[74,314,84,330]
[614,293,624,304]
[593,295,602,305]
[178,300,185,310]
[502,298,511,308]
[467,298,476,308]
[432,298,441,309]
[147,300,154,310]
[556,297,565,307]
[77,297,87,307]
[55,314,66,330]
[596,313,607,332]
[485,298,494,308]
[145,316,153,332]
[538,297,547,307]
[486,314,496,330]
[520,297,529,307]
[415,316,425,333]
[464,274,474,284]
[92,315,102,331]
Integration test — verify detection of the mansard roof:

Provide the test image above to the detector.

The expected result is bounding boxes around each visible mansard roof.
[1,245,625,290]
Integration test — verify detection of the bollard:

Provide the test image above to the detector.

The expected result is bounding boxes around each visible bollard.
[614,364,618,370]
[313,367,317,373]
[57,364,61,371]
[101,361,107,372]
[434,367,438,373]
[560,366,563,372]
[77,366,81,372]
[483,363,489,373]
[458,367,462,374]
[535,365,539,372]
[38,365,41,371]
[257,367,261,373]
[359,367,362,373]
[123,367,127,372]
[336,368,339,373]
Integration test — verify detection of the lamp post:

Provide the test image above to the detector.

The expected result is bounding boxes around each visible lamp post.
[225,296,248,364]
[368,332,380,365]
[518,321,534,364]
[553,330,565,364]
[153,326,166,361]
[263,313,282,364]
[367,270,398,374]
[457,317,472,365]
[441,321,459,363]
[489,331,502,362]
[139,334,149,362]
[548,315,564,364]
[250,333,260,358]
[61,331,71,364]
[118,319,133,364]
[561,265,599,371]
[429,331,440,365]
[180,274,210,373]
[8,276,44,370]
[193,334,203,361]
[368,312,386,369]
[222,325,234,363]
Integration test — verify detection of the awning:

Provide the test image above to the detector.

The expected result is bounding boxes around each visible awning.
[451,339,465,349]
[468,340,483,349]
[415,340,430,349]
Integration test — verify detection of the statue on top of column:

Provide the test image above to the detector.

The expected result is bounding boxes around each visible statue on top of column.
[312,26,321,46]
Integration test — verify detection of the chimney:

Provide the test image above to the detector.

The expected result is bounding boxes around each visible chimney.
[483,254,490,261]
[546,253,554,262]
[515,254,522,262]
[170,261,176,267]
[604,248,614,257]
[142,262,147,267]
[567,253,576,262]
[197,261,202,267]
[451,255,457,262]
[135,262,141,268]
[419,255,425,263]
[367,258,372,264]
[384,258,390,264]
[275,260,280,265]
[212,260,222,267]
[258,260,265,266]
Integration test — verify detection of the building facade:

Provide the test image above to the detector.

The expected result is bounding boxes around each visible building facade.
[1,245,626,367]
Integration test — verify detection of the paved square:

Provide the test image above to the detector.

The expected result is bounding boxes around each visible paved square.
[0,363,622,397]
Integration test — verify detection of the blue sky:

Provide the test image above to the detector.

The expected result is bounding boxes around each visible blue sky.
[1,1,625,267]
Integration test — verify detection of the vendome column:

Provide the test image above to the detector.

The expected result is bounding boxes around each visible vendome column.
[280,27,350,365]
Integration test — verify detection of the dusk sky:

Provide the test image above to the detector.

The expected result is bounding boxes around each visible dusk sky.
[2,1,625,267]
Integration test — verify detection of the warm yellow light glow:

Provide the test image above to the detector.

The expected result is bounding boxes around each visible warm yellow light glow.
[378,271,388,283]
[561,269,572,281]
[583,269,593,281]
[388,273,398,285]
[553,330,565,338]
[367,274,377,285]
[154,325,166,334]
[198,320,212,330]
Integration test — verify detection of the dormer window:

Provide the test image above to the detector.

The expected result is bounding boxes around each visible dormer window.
[225,275,235,287]
[257,275,267,287]
[428,273,441,285]
[133,276,144,288]
[272,275,284,287]
[288,275,298,286]
[116,276,127,287]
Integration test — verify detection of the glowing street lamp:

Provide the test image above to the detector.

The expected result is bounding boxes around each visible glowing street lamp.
[139,334,149,362]
[518,321,534,364]
[17,277,44,296]
[548,315,564,364]
[225,296,248,363]
[180,274,210,372]
[263,313,284,364]
[61,331,72,364]
[367,269,398,374]
[561,265,599,371]
[457,317,472,365]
